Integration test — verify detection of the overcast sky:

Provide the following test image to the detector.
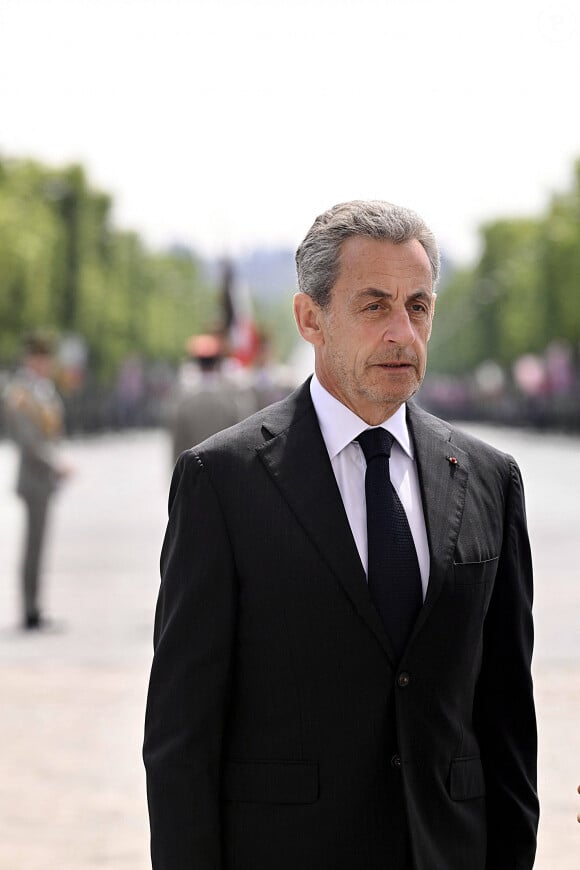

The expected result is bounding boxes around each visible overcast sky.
[1,0,579,265]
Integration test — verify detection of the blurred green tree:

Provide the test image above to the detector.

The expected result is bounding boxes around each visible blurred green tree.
[0,157,214,383]
[430,159,580,376]
[538,160,580,344]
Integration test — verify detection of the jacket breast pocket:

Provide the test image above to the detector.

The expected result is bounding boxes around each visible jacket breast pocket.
[222,760,319,804]
[453,555,498,587]
[448,755,486,801]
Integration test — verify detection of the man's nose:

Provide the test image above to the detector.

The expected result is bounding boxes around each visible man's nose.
[382,308,416,345]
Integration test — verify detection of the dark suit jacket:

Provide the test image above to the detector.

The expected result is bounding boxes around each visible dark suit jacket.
[143,380,538,870]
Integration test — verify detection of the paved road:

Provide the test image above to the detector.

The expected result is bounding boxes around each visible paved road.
[0,425,578,869]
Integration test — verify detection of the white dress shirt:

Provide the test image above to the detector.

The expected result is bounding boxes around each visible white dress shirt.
[310,375,430,600]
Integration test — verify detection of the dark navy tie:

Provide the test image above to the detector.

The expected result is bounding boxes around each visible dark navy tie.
[357,428,422,659]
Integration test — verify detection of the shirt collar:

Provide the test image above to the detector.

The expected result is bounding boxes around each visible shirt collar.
[310,374,414,461]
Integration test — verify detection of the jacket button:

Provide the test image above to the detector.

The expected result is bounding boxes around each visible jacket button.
[391,754,402,769]
[397,672,410,688]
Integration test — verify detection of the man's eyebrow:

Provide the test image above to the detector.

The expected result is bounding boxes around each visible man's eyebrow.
[355,287,433,301]
[407,289,434,301]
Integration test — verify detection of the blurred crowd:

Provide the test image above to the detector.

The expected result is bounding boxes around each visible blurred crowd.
[0,330,299,442]
[421,339,580,432]
[2,333,580,445]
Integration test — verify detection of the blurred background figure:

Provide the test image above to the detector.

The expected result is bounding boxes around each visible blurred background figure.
[110,353,146,429]
[2,331,72,630]
[245,329,297,411]
[169,333,253,464]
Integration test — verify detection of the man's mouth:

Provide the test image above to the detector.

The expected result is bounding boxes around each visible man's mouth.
[376,362,414,368]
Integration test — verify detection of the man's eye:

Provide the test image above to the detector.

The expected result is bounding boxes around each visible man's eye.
[365,303,381,311]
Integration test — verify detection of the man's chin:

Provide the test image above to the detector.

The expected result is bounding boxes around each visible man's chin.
[356,390,419,419]
[365,374,421,404]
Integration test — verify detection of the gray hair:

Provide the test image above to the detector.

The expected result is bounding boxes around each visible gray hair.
[295,200,440,308]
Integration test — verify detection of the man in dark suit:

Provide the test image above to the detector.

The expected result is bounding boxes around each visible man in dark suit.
[144,200,539,869]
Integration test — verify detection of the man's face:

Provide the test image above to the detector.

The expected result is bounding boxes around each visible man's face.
[295,235,435,425]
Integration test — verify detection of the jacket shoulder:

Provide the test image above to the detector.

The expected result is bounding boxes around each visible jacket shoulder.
[409,401,517,472]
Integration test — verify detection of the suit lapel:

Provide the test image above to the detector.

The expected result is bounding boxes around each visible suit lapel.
[255,386,470,661]
[405,402,469,642]
[257,383,396,662]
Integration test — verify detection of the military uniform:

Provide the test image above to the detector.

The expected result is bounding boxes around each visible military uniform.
[3,367,65,627]
[169,368,250,465]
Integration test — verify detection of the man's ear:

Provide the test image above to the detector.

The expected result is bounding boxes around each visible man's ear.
[293,292,325,347]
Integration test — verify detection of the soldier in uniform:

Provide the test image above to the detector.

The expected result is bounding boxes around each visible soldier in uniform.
[3,332,70,630]
[169,334,253,466]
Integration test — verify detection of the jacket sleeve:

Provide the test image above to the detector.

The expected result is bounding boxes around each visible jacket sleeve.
[143,450,237,869]
[473,459,539,870]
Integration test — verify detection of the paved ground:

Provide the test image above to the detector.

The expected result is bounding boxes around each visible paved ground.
[0,425,578,869]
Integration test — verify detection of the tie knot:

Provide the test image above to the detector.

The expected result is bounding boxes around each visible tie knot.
[357,428,394,462]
